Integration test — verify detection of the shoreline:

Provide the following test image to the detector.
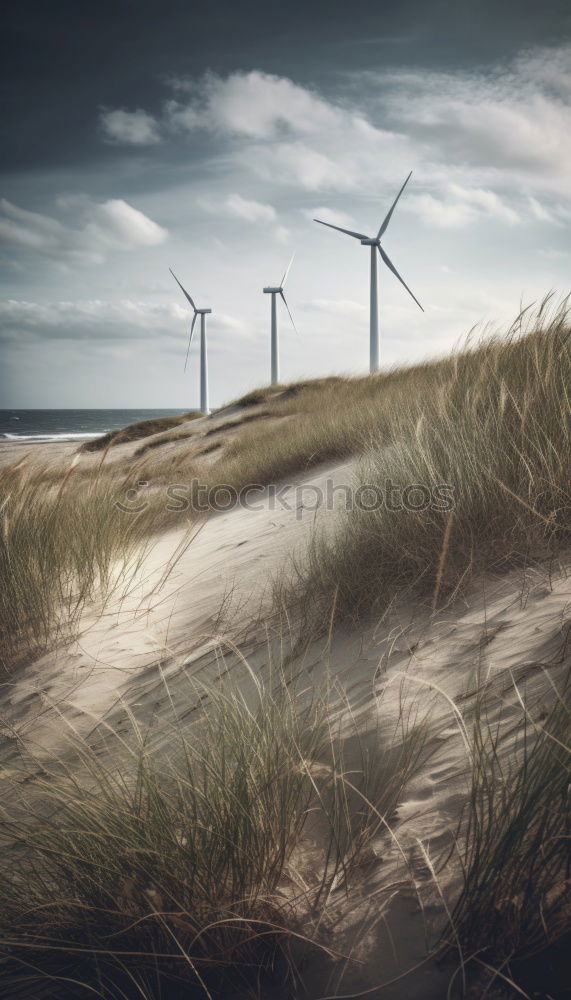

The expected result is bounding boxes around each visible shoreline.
[0,433,104,444]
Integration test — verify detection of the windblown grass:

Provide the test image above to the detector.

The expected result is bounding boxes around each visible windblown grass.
[131,374,396,493]
[0,459,152,667]
[447,673,570,995]
[0,668,426,998]
[280,298,571,623]
[80,411,201,453]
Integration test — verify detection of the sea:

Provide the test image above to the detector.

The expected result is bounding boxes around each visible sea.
[0,410,192,444]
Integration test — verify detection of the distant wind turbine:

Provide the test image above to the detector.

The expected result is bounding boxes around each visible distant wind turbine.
[314,172,423,373]
[263,254,297,385]
[170,268,212,414]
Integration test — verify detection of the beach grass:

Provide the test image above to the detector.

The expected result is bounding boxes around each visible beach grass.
[0,667,425,998]
[445,672,570,995]
[277,297,571,624]
[79,411,202,454]
[0,459,153,667]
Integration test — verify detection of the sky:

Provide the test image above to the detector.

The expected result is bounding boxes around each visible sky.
[1,0,570,409]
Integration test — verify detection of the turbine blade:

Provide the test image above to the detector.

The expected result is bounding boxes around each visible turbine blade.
[378,246,424,312]
[280,252,295,288]
[377,171,412,239]
[279,290,299,336]
[314,219,368,241]
[184,312,198,371]
[170,268,197,311]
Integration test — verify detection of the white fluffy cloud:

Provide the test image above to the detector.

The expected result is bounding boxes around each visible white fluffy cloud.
[106,70,409,194]
[88,200,168,247]
[0,197,168,262]
[165,70,360,139]
[100,108,161,145]
[377,45,571,193]
[101,47,571,209]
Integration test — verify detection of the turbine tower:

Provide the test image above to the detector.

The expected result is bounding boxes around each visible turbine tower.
[170,268,212,414]
[314,172,423,373]
[263,254,297,385]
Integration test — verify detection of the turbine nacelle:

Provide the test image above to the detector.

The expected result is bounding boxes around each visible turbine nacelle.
[313,172,424,374]
[169,267,213,414]
[264,254,298,384]
[313,172,423,316]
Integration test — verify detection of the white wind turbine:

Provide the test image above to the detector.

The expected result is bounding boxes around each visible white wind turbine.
[170,268,212,415]
[263,254,297,385]
[314,172,423,373]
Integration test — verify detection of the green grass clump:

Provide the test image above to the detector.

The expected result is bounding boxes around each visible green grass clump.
[0,670,425,998]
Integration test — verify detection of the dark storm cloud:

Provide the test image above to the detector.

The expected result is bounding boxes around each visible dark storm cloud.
[1,0,569,173]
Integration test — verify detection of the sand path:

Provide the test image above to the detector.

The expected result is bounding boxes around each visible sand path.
[2,459,352,741]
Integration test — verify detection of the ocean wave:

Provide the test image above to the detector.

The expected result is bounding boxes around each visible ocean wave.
[0,432,107,442]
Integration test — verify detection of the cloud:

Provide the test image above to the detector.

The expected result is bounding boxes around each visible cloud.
[200,192,291,240]
[242,141,360,191]
[99,48,571,211]
[0,299,181,342]
[99,108,161,145]
[106,70,408,193]
[87,200,168,247]
[529,196,554,223]
[0,200,73,252]
[165,70,356,139]
[0,298,248,346]
[527,195,571,226]
[408,184,520,228]
[377,45,571,192]
[0,197,168,262]
[224,193,276,224]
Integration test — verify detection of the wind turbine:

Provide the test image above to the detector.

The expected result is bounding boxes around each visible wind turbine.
[263,254,297,385]
[314,172,423,373]
[170,268,212,414]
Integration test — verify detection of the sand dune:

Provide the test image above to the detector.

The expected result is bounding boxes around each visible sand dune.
[2,435,569,997]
